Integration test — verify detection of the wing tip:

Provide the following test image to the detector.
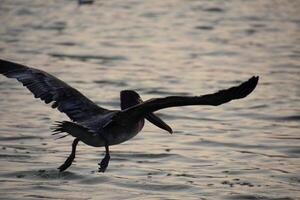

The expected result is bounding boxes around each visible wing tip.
[243,75,259,98]
[0,59,27,74]
[250,75,259,88]
[250,75,259,82]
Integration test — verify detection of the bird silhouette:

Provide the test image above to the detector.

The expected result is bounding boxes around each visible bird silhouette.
[0,59,259,172]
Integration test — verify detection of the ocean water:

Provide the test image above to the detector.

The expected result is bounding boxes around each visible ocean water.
[0,0,299,199]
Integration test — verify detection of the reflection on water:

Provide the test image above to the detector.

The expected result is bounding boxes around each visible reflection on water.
[0,0,299,199]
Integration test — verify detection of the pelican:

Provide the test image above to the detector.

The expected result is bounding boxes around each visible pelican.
[0,59,259,172]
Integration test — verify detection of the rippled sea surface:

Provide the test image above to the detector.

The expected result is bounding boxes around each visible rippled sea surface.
[0,0,299,199]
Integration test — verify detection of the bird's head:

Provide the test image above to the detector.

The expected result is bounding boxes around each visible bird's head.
[120,90,142,110]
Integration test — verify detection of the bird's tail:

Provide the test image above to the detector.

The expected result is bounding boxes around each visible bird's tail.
[51,121,91,139]
[51,121,106,147]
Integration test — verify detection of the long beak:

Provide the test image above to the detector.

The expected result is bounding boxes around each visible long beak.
[146,113,173,134]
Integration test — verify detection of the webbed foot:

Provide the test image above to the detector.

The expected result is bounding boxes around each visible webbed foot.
[98,154,110,173]
[57,138,79,172]
[58,154,75,172]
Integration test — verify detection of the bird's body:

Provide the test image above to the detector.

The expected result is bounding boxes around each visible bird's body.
[0,59,259,172]
[63,111,145,147]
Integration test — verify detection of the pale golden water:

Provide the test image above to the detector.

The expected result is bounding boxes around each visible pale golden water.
[0,0,299,199]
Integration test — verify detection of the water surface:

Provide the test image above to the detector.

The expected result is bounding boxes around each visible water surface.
[0,0,299,199]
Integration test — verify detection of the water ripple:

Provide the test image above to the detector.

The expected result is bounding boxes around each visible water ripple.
[49,53,127,62]
[1,0,299,199]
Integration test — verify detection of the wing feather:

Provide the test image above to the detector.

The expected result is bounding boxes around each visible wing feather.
[122,76,259,119]
[0,59,108,122]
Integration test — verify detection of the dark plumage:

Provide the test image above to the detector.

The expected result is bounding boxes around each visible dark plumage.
[0,59,108,122]
[0,59,259,172]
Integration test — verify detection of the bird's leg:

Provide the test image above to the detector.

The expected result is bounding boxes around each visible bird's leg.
[58,138,79,172]
[98,143,110,173]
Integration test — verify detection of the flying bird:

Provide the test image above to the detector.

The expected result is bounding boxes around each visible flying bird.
[0,59,259,172]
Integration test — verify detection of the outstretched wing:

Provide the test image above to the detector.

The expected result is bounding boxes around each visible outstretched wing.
[0,59,108,122]
[121,76,259,119]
